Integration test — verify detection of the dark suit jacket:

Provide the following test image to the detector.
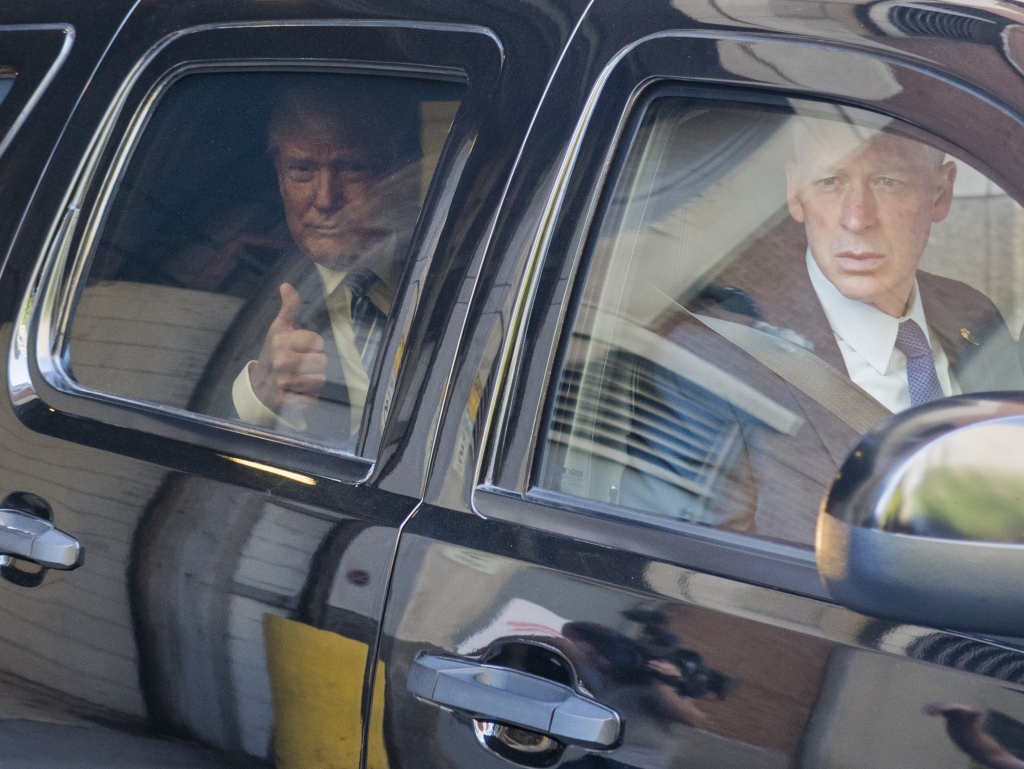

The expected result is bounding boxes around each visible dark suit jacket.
[618,218,1024,545]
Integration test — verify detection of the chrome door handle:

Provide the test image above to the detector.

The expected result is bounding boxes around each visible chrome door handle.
[408,655,621,749]
[0,508,82,569]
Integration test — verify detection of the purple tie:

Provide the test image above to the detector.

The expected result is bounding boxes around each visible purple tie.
[895,320,945,406]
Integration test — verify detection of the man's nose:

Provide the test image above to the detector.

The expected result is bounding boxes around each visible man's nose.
[840,179,877,233]
[312,169,344,211]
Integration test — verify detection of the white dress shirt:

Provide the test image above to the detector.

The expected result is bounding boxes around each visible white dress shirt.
[806,250,960,413]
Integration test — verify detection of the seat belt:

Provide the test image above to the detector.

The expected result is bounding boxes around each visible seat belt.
[653,288,892,435]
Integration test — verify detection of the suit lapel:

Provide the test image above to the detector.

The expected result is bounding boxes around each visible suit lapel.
[707,226,863,457]
[761,255,848,373]
[917,270,1024,393]
[918,283,967,375]
[710,217,848,373]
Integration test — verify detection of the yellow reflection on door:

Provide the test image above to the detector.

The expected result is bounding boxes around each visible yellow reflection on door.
[264,614,388,769]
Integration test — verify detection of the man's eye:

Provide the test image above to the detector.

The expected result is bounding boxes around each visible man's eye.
[814,177,841,190]
[335,161,372,180]
[876,177,904,189]
[287,164,316,181]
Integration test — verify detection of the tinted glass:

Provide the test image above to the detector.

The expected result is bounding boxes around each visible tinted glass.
[67,72,464,453]
[537,94,1024,547]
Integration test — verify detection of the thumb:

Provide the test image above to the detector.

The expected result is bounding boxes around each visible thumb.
[274,283,301,331]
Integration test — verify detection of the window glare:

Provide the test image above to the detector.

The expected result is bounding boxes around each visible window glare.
[66,71,465,455]
[537,94,1024,548]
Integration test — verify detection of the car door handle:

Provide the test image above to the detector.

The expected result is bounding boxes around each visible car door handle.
[407,655,621,749]
[0,508,82,569]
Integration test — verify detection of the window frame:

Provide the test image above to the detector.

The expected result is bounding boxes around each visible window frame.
[0,24,76,163]
[12,21,501,484]
[473,32,1024,598]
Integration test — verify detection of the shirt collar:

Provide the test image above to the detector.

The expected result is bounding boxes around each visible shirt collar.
[313,231,399,312]
[806,249,930,376]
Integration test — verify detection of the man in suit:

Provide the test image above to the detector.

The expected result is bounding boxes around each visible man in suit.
[230,81,418,445]
[617,119,1024,543]
[773,120,1022,408]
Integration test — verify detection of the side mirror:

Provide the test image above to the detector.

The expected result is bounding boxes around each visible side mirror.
[817,396,1024,634]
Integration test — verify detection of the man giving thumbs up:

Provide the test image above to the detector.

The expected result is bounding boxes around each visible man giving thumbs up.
[249,283,328,416]
[231,79,417,443]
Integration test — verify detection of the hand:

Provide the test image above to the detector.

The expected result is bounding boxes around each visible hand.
[250,283,327,414]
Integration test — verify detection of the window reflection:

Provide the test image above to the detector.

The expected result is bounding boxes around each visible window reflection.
[67,72,464,452]
[539,95,1024,546]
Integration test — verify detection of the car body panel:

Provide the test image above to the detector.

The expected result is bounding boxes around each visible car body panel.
[0,0,1022,767]
[376,1,1024,768]
[0,0,585,766]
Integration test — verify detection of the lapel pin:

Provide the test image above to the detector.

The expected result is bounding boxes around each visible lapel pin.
[960,328,978,345]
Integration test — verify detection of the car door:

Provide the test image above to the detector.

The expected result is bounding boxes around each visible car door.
[0,0,589,766]
[373,1,1024,767]
[0,3,138,355]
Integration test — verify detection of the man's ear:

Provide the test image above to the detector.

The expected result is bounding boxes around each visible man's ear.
[931,159,957,223]
[785,161,805,223]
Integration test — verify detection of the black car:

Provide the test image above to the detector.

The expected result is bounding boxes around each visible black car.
[1,0,1024,767]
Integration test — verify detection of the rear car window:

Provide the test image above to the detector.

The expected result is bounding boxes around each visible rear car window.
[536,93,1024,547]
[65,71,464,454]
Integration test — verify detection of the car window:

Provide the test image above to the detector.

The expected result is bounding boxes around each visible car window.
[536,93,1024,547]
[65,71,464,454]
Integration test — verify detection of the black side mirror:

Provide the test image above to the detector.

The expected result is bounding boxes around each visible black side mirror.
[817,395,1024,634]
